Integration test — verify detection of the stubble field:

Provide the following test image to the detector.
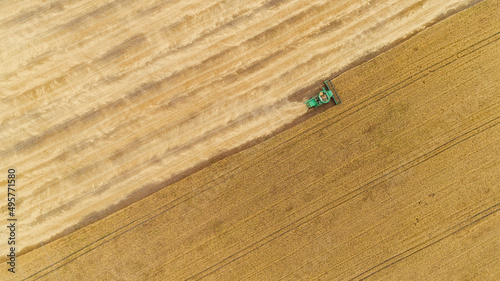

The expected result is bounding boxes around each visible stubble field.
[4,0,499,280]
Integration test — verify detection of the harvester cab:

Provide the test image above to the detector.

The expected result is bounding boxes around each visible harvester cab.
[305,80,341,108]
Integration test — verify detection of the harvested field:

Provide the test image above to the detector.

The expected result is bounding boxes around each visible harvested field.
[7,0,499,280]
[0,0,482,256]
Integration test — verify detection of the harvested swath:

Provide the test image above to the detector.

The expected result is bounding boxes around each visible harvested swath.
[12,0,499,280]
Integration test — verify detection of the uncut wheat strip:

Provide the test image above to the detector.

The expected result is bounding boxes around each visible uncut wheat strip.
[1,0,400,175]
[0,0,324,158]
[259,53,500,227]
[15,0,406,183]
[0,0,206,74]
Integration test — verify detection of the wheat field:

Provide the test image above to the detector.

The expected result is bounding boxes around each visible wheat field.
[4,0,499,280]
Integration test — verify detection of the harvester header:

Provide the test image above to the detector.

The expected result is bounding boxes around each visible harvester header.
[304,80,341,108]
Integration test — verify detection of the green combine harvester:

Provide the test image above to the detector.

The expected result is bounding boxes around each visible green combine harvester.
[304,80,341,108]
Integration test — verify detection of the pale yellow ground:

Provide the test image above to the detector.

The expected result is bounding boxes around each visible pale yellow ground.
[0,0,480,254]
[8,0,499,280]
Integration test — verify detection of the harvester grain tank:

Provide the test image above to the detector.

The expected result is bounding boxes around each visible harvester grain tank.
[305,80,341,108]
